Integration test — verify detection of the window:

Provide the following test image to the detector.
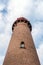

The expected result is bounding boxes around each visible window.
[18,20,20,22]
[20,41,25,48]
[21,20,24,22]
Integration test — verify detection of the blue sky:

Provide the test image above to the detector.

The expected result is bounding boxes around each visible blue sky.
[0,0,43,65]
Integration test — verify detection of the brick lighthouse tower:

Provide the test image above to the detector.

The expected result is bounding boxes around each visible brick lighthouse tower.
[3,17,40,65]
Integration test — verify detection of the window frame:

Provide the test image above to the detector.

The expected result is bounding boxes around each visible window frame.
[20,41,25,49]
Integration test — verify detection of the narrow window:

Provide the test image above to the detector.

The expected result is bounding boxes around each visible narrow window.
[21,20,24,22]
[18,20,20,22]
[20,41,25,48]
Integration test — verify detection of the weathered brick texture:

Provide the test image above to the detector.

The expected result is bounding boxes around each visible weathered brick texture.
[3,17,40,65]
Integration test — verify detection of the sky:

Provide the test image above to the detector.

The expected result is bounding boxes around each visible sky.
[0,0,43,65]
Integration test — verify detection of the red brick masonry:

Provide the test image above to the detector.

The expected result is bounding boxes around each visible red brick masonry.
[3,17,40,65]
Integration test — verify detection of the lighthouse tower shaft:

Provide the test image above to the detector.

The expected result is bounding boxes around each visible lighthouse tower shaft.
[3,17,40,65]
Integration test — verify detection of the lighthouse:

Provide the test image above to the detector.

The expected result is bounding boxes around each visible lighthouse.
[3,17,40,65]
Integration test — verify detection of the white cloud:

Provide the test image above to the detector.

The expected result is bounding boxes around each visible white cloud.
[6,0,34,23]
[34,1,43,20]
[0,34,10,48]
[0,4,5,10]
[37,43,43,65]
[32,21,43,65]
[0,55,4,65]
[4,22,12,35]
[0,13,6,33]
[0,13,2,20]
[32,21,43,45]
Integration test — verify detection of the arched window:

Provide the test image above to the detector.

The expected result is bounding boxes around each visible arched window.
[20,41,25,48]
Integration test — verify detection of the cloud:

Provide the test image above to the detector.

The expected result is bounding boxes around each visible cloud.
[0,13,5,33]
[0,4,5,11]
[0,33,11,54]
[34,1,43,20]
[0,55,4,65]
[0,12,2,20]
[0,0,9,11]
[0,0,9,5]
[37,43,43,65]
[6,0,34,23]
[32,21,43,65]
[32,21,43,38]
[32,21,43,47]
[0,0,9,33]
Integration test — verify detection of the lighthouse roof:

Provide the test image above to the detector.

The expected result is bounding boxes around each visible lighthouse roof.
[12,17,32,31]
[17,17,28,21]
